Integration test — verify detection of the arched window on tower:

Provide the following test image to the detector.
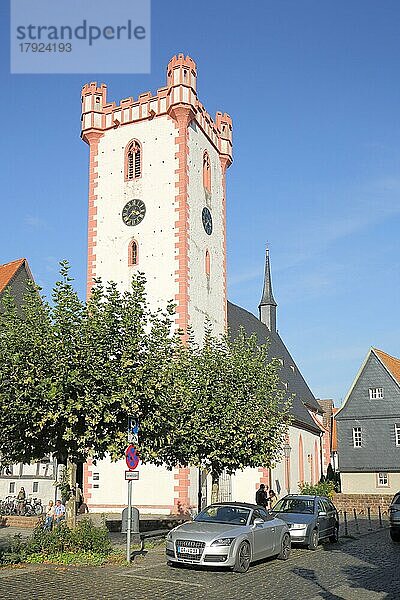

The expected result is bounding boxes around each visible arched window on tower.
[125,140,142,181]
[205,250,210,276]
[128,240,138,266]
[203,151,211,193]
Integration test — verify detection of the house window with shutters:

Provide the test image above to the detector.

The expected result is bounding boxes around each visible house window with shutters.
[369,387,384,399]
[125,140,142,181]
[395,424,400,447]
[353,427,362,448]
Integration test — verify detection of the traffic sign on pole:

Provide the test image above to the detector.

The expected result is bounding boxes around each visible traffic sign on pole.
[125,444,139,471]
[125,470,139,481]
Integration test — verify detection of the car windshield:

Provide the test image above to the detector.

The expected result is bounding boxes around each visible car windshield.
[194,505,250,526]
[392,493,400,505]
[273,497,314,514]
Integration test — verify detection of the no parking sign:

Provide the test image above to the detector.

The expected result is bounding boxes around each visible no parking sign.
[125,444,139,471]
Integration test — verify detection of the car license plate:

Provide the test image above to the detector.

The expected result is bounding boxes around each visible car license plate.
[178,546,200,554]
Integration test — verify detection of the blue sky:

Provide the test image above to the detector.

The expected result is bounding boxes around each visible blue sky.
[1,0,399,404]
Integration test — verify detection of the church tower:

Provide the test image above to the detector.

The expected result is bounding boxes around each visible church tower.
[81,54,232,342]
[258,246,277,332]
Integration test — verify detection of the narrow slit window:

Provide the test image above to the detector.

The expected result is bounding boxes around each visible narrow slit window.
[205,250,210,276]
[126,140,141,180]
[128,240,138,266]
[203,151,211,193]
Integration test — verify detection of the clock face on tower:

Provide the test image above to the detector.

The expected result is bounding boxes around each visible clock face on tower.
[122,199,146,226]
[202,207,213,235]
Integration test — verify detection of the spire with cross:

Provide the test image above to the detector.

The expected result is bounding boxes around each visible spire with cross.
[258,245,277,332]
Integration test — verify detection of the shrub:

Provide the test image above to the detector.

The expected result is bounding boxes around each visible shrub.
[0,518,113,566]
[298,480,336,499]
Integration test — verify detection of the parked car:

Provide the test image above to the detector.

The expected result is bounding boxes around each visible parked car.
[389,491,400,542]
[165,501,291,572]
[270,494,339,550]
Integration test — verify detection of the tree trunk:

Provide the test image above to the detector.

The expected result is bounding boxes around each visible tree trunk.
[211,471,220,504]
[66,459,77,528]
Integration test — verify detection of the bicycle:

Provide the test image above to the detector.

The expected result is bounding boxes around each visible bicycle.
[25,497,43,516]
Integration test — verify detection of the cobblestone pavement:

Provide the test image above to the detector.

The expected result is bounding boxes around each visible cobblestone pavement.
[1,527,399,600]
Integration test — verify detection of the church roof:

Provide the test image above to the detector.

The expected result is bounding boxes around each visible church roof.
[227,301,322,434]
[0,258,27,294]
[373,348,400,385]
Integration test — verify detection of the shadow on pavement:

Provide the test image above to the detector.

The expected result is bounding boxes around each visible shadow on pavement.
[306,528,400,599]
[292,567,346,600]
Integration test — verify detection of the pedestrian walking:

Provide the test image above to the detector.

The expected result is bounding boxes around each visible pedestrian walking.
[255,483,269,508]
[268,489,278,509]
[16,487,26,515]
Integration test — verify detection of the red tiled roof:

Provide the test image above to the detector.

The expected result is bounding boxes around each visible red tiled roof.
[373,348,400,385]
[0,258,26,294]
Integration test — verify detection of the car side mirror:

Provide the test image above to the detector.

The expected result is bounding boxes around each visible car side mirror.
[318,511,327,517]
[253,518,264,527]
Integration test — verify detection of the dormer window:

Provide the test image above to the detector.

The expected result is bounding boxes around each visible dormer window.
[369,387,384,400]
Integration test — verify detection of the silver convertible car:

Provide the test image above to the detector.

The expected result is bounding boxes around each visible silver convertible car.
[166,502,291,572]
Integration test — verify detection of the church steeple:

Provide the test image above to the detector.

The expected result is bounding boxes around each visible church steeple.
[258,246,277,332]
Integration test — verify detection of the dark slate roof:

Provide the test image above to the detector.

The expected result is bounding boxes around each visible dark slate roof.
[227,301,322,433]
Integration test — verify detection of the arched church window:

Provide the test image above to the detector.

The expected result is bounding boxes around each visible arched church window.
[203,151,211,193]
[298,435,304,484]
[128,240,138,266]
[125,140,142,181]
[205,250,210,276]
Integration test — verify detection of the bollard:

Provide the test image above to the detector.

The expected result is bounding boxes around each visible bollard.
[378,505,383,528]
[353,508,360,533]
[367,506,373,530]
[343,510,349,536]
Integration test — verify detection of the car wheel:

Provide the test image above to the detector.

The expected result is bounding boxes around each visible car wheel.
[233,541,251,573]
[277,533,291,560]
[329,526,339,543]
[308,528,319,551]
[390,528,400,543]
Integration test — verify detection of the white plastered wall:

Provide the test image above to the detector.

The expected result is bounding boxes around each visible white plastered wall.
[187,123,226,342]
[87,459,176,514]
[341,472,400,495]
[94,115,178,313]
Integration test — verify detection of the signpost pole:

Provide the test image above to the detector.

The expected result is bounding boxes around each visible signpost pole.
[126,416,139,564]
[126,478,132,563]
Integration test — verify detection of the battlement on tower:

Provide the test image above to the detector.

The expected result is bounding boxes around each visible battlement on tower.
[81,54,232,160]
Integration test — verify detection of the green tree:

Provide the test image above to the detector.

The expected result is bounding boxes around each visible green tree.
[137,325,292,502]
[0,265,292,507]
[0,263,177,478]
